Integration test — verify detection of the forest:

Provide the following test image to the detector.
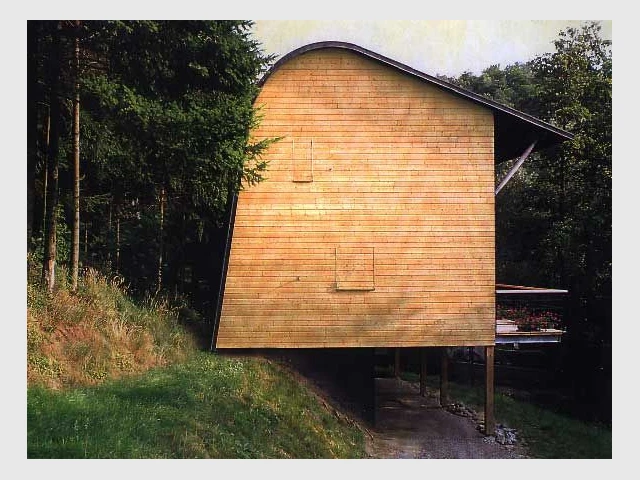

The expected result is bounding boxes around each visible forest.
[27,20,275,311]
[442,22,612,420]
[26,21,612,420]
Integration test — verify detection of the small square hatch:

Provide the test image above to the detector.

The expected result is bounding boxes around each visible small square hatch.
[335,246,375,291]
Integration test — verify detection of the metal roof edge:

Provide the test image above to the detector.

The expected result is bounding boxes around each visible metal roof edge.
[258,41,574,142]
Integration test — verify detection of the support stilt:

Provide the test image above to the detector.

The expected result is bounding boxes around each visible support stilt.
[440,347,449,406]
[484,345,495,436]
[468,346,474,386]
[420,348,427,396]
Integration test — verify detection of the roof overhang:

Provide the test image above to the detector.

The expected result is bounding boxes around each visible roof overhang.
[258,41,574,163]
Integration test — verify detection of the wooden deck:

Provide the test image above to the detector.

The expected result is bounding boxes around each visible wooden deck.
[495,319,564,344]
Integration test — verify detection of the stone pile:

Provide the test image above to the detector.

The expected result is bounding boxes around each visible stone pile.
[445,401,518,446]
[494,424,518,445]
[445,401,478,420]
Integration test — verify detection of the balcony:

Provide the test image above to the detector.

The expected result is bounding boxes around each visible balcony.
[495,283,567,345]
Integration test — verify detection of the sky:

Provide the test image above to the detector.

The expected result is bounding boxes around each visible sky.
[251,20,612,78]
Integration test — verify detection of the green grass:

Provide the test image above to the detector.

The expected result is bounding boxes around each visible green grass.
[432,375,612,459]
[27,351,367,459]
[27,263,366,459]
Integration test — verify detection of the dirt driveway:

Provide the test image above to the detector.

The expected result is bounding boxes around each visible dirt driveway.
[365,377,527,459]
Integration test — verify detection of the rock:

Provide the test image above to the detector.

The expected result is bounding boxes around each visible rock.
[494,424,518,445]
[482,435,496,444]
[446,402,478,419]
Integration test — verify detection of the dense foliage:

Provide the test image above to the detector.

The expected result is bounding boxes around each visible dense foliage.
[27,20,275,316]
[446,22,612,421]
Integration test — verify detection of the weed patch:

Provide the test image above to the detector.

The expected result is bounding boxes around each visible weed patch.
[27,269,195,389]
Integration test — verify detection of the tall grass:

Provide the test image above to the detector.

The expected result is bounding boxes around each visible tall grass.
[27,262,196,389]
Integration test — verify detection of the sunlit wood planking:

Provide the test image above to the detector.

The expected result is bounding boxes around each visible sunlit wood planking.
[216,46,496,348]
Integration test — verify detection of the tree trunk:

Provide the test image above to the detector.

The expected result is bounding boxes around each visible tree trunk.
[558,155,566,287]
[41,24,63,293]
[178,211,187,296]
[36,108,51,242]
[156,187,166,294]
[70,24,81,292]
[107,197,112,267]
[27,21,37,252]
[28,26,49,248]
[115,213,121,274]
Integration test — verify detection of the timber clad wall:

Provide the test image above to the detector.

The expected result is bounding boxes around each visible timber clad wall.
[216,48,495,348]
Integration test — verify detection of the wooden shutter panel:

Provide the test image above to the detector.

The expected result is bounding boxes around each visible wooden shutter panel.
[335,246,375,291]
[292,137,313,182]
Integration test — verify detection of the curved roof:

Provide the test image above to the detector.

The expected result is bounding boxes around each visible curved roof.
[258,41,574,162]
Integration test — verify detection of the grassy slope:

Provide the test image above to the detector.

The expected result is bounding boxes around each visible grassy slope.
[394,369,611,458]
[27,264,610,459]
[438,375,612,459]
[26,267,367,459]
[27,268,196,389]
[28,352,366,458]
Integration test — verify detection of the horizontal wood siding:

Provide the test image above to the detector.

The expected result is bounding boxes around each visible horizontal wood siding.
[216,48,495,348]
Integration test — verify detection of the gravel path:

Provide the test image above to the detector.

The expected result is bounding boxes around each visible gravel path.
[366,377,528,459]
[266,350,529,459]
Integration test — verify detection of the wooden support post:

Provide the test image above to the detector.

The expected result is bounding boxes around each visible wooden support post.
[468,346,474,386]
[420,348,427,396]
[394,348,401,378]
[484,345,495,436]
[440,347,449,406]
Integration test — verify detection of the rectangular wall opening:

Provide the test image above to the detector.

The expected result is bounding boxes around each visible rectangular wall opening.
[292,137,313,182]
[335,246,375,291]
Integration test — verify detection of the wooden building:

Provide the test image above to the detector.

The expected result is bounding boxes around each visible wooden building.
[212,41,571,349]
[210,42,572,432]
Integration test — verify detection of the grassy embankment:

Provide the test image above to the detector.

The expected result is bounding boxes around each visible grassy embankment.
[398,371,612,459]
[27,260,610,459]
[27,265,367,458]
[449,380,611,459]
